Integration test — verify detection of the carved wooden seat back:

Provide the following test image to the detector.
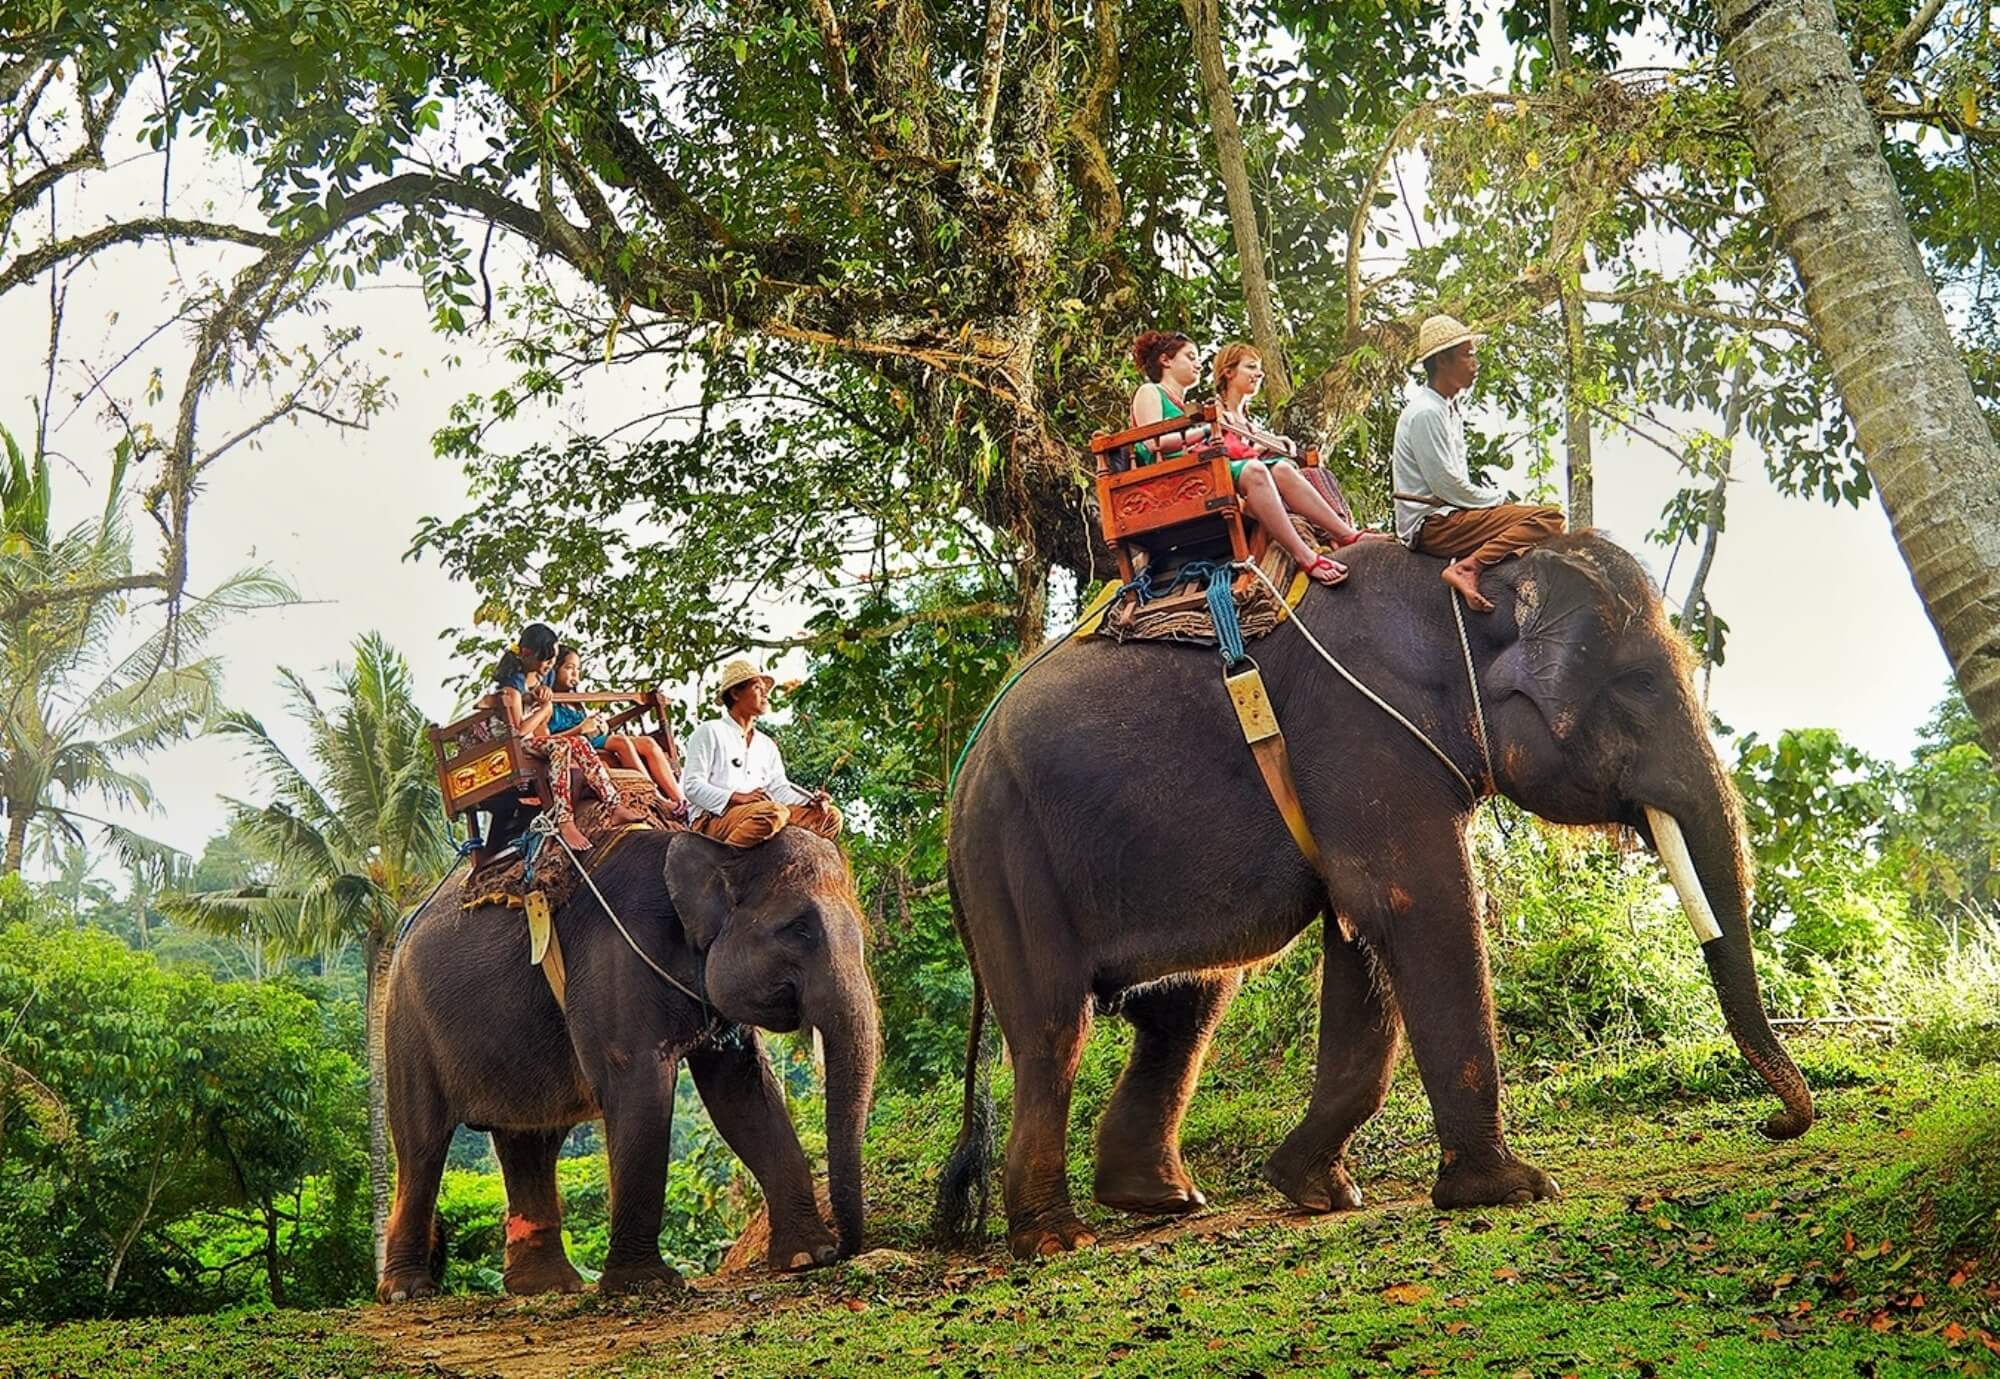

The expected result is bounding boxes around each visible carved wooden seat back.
[429,689,681,845]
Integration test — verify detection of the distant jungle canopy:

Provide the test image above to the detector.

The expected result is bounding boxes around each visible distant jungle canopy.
[9,0,2000,676]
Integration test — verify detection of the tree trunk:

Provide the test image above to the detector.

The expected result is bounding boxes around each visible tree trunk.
[262,1199,287,1307]
[1560,273,1592,526]
[1013,551,1049,655]
[1681,352,1754,673]
[364,929,392,1279]
[1719,0,2000,758]
[1181,0,1292,404]
[3,806,28,876]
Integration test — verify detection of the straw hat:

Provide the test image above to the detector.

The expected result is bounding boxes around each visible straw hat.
[1411,313,1487,366]
[716,658,776,704]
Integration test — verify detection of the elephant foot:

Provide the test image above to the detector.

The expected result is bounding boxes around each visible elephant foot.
[1007,1217,1098,1260]
[1261,1147,1364,1214]
[1093,1160,1207,1217]
[598,1258,684,1296]
[1432,1154,1560,1210]
[504,1250,586,1296]
[504,1218,586,1296]
[768,1226,839,1273]
[375,1269,439,1305]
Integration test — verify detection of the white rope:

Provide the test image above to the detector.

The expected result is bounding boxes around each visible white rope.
[1450,593,1497,795]
[1239,560,1481,805]
[531,815,710,1011]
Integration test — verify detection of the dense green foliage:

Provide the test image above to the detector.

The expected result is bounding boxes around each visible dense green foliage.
[0,913,367,1318]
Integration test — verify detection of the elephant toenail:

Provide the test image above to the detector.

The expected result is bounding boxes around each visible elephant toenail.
[391,1289,407,1303]
[1505,1188,1533,1205]
[790,1251,814,1270]
[1038,1238,1063,1256]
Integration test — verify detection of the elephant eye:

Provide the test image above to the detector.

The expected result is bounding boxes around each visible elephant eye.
[781,914,817,943]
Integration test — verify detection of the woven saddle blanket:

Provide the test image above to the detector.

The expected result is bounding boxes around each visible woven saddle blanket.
[458,768,684,915]
[1080,516,1320,649]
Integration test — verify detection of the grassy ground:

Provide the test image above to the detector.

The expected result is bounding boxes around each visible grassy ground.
[5,1031,1998,1378]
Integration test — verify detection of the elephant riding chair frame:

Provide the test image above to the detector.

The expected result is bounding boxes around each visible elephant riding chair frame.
[1090,401,1334,615]
[428,690,682,848]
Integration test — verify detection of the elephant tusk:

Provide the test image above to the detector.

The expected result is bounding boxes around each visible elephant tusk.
[1645,807,1724,945]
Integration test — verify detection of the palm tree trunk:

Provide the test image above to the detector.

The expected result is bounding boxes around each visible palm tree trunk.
[363,929,392,1278]
[3,806,28,876]
[1719,0,2000,757]
[1182,0,1293,404]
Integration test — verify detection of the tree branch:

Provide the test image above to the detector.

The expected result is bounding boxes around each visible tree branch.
[0,217,279,295]
[1861,0,1950,101]
[735,600,1011,652]
[967,0,1010,175]
[1577,287,1813,339]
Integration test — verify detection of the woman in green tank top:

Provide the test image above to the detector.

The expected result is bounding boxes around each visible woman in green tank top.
[1127,331,1373,586]
[1129,330,1209,463]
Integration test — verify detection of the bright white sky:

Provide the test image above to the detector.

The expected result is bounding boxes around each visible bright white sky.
[3,29,1958,880]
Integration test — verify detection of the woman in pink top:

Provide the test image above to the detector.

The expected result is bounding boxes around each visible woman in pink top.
[1212,342,1381,583]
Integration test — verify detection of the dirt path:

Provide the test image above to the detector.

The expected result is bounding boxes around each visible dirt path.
[351,1140,1842,1379]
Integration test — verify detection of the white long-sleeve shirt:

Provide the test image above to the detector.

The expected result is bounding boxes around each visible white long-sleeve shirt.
[1391,384,1502,545]
[679,716,814,819]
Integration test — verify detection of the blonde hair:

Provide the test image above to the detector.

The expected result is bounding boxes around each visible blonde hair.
[1213,342,1260,397]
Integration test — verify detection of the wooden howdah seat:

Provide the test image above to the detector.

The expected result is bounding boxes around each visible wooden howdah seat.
[1091,401,1332,616]
[429,689,681,850]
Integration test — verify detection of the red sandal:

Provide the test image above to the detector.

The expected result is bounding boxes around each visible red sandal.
[1308,555,1349,587]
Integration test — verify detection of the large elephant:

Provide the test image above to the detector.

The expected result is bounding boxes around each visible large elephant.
[938,533,1812,1258]
[377,827,879,1301]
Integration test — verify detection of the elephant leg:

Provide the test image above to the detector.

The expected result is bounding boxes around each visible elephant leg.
[1264,922,1401,1212]
[377,1073,453,1303]
[492,1127,586,1295]
[686,1031,837,1272]
[1093,971,1242,1215]
[596,1057,683,1295]
[1369,846,1559,1210]
[999,991,1097,1259]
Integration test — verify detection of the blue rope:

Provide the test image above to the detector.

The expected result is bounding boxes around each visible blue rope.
[396,836,485,942]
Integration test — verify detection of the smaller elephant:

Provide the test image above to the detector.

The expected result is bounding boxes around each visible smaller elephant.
[376,827,879,1301]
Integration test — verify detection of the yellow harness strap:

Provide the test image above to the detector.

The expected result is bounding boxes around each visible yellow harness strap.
[1224,660,1324,874]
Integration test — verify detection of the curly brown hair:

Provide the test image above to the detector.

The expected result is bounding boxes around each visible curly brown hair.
[1132,330,1194,383]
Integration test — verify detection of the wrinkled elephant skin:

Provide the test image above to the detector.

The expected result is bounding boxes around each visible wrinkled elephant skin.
[376,828,878,1301]
[944,535,1809,1258]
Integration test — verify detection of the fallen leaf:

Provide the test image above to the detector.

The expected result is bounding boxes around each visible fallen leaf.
[1944,1322,1968,1345]
[1493,1267,1520,1282]
[844,1298,868,1313]
[1383,1283,1434,1305]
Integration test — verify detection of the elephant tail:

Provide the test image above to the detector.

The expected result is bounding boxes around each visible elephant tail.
[931,880,997,1247]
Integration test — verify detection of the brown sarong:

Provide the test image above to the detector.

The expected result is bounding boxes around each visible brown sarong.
[693,796,844,848]
[1415,504,1566,568]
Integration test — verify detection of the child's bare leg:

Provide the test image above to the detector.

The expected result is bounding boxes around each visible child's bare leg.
[633,739,685,803]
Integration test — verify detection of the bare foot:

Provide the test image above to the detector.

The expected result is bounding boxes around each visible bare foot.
[1441,559,1494,612]
[559,819,594,851]
[1305,554,1349,587]
[1347,530,1397,544]
[608,803,648,828]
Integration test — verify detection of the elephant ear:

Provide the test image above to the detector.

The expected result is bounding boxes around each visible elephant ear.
[1485,547,1620,743]
[665,833,738,950]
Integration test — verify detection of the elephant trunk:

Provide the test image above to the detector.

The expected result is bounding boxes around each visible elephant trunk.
[1647,797,1814,1140]
[813,955,879,1257]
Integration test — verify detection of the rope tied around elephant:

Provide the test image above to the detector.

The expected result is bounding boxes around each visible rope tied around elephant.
[1236,560,1491,807]
[535,814,713,1020]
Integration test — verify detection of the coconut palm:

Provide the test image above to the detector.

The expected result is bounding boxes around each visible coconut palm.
[162,632,456,1273]
[0,426,291,874]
